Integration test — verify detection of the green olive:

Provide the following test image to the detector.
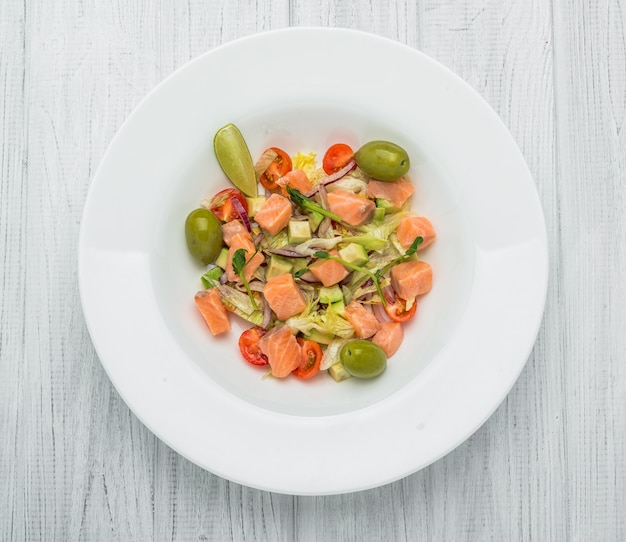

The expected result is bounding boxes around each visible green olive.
[340,340,387,379]
[184,208,223,265]
[354,140,410,181]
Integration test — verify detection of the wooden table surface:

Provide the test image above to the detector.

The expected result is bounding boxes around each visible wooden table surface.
[2,1,625,540]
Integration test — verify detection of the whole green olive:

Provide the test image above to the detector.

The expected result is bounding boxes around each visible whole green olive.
[340,340,387,379]
[184,208,223,265]
[354,140,410,181]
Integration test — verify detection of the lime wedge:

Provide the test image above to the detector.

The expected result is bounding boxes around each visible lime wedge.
[213,123,258,197]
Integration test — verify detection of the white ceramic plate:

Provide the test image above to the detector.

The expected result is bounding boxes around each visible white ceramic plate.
[79,28,548,495]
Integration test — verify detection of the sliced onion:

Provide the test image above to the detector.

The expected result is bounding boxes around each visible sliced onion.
[382,284,395,304]
[253,232,264,246]
[306,159,357,196]
[372,302,392,323]
[317,183,329,209]
[261,300,272,329]
[248,281,265,292]
[296,271,319,283]
[219,272,228,285]
[254,148,278,178]
[318,216,332,236]
[231,197,251,232]
[266,248,309,258]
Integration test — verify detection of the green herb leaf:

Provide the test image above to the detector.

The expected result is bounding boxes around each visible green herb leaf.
[232,248,247,275]
[376,236,423,278]
[287,187,343,223]
[231,248,258,310]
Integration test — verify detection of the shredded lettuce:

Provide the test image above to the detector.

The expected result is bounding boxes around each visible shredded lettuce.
[285,301,354,340]
[294,236,343,256]
[320,338,349,371]
[213,282,263,325]
[262,229,289,250]
[325,176,368,195]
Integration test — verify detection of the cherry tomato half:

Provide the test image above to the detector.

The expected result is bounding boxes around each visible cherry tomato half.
[238,326,269,366]
[293,338,323,379]
[210,188,248,222]
[384,297,417,323]
[258,147,292,190]
[322,143,355,175]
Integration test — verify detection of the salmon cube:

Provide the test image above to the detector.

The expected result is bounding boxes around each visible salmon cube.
[390,260,433,299]
[226,233,264,282]
[372,322,404,357]
[276,169,313,196]
[194,289,230,335]
[263,273,307,321]
[258,324,302,378]
[365,178,414,208]
[309,249,349,287]
[221,220,250,246]
[396,216,436,250]
[254,194,292,235]
[327,190,376,226]
[344,301,381,339]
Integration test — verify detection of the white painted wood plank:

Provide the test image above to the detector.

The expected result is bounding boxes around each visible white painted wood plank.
[0,2,28,541]
[552,1,626,540]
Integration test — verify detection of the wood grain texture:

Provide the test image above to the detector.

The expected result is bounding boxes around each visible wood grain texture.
[1,0,625,540]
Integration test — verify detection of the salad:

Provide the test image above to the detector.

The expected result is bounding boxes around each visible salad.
[185,124,435,381]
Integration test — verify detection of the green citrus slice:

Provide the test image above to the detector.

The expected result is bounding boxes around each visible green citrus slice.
[213,123,258,197]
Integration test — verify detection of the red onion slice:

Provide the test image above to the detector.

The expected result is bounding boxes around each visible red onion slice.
[381,284,395,304]
[231,197,252,232]
[261,299,272,329]
[266,248,308,258]
[372,302,392,323]
[306,159,357,196]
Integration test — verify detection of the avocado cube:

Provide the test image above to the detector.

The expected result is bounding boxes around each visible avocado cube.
[288,220,312,244]
[245,196,267,218]
[291,258,308,274]
[338,243,369,266]
[214,247,229,270]
[319,285,343,304]
[308,211,324,232]
[266,255,293,281]
[329,362,352,382]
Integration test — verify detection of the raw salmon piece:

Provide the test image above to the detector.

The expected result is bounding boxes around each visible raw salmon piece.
[258,324,302,377]
[263,273,307,321]
[226,232,264,282]
[396,216,436,250]
[309,249,349,287]
[222,220,250,246]
[372,322,403,357]
[390,260,433,299]
[366,178,414,208]
[327,190,376,226]
[344,300,381,339]
[254,194,292,235]
[194,289,230,335]
[276,169,313,195]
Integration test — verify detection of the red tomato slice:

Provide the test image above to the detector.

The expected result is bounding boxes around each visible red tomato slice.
[322,143,355,175]
[384,297,417,323]
[259,147,292,190]
[293,338,322,379]
[238,327,269,366]
[210,188,248,222]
